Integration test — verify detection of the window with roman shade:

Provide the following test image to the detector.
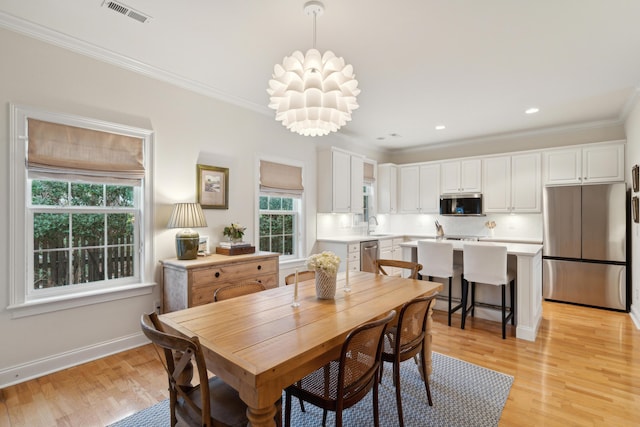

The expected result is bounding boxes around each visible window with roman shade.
[9,105,155,317]
[258,159,304,260]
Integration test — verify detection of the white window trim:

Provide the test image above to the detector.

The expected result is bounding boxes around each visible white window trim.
[8,104,155,318]
[255,155,306,262]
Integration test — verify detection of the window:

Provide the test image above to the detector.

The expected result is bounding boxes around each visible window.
[9,104,154,317]
[258,159,304,260]
[259,195,299,257]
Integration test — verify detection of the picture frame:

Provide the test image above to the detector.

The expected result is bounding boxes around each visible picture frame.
[633,165,639,192]
[633,196,639,223]
[197,164,229,209]
[198,235,210,255]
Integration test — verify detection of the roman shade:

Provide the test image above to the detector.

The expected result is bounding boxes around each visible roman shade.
[27,118,145,178]
[259,160,304,197]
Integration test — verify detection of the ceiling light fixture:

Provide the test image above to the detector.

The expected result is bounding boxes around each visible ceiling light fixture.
[435,125,446,130]
[525,107,539,114]
[267,1,360,137]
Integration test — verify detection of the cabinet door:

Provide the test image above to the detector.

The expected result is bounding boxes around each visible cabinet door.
[440,161,461,193]
[483,156,511,213]
[460,159,482,192]
[419,164,440,213]
[377,164,397,214]
[350,155,364,213]
[511,153,541,212]
[399,166,420,213]
[332,150,352,212]
[582,143,624,184]
[543,148,581,185]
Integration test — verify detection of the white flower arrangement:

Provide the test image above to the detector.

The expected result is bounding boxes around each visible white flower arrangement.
[306,251,341,276]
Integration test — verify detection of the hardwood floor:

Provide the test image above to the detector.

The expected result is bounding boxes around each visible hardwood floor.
[1,301,639,426]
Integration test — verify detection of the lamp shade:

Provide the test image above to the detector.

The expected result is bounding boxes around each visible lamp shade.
[167,203,207,229]
[267,49,360,137]
[167,203,207,260]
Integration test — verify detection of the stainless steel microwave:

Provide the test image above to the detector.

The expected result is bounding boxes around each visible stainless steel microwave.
[439,193,484,216]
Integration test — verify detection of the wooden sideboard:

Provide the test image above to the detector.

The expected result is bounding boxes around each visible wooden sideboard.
[160,251,280,312]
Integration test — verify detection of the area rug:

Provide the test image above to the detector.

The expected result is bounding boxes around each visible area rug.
[108,352,513,426]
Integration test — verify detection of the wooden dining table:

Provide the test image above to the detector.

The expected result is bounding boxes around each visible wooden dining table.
[158,270,442,427]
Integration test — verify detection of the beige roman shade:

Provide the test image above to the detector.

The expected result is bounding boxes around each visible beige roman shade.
[259,160,304,197]
[364,162,375,183]
[27,118,144,177]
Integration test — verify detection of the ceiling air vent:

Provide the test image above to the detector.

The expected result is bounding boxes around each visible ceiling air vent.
[102,0,152,24]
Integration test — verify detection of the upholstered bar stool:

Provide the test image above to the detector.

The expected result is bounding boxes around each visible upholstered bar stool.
[417,240,463,326]
[461,243,515,339]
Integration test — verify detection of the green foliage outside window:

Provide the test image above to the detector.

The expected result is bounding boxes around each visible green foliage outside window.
[31,179,136,289]
[259,195,296,256]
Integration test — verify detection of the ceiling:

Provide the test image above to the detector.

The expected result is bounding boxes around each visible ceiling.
[2,0,640,151]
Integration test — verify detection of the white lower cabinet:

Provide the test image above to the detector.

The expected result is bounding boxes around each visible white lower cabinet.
[316,242,360,273]
[378,237,405,276]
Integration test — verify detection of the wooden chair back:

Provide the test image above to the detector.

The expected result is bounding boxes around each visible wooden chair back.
[214,281,266,301]
[374,259,423,279]
[284,270,316,285]
[140,313,211,426]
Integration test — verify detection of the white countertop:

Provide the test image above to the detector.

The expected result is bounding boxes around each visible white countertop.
[317,234,404,243]
[400,239,543,256]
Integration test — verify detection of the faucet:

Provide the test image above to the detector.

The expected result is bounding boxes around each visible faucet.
[367,216,378,235]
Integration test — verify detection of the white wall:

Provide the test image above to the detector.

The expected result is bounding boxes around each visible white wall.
[624,94,640,327]
[0,28,344,386]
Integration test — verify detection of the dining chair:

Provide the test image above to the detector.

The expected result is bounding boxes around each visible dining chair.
[417,240,463,326]
[285,270,316,285]
[213,281,266,301]
[284,310,396,427]
[140,312,249,427]
[380,292,438,427]
[374,259,423,279]
[461,243,516,339]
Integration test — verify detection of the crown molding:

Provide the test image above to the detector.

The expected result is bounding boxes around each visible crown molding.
[0,11,272,117]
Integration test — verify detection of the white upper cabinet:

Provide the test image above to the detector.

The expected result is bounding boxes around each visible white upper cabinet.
[399,163,440,213]
[441,159,482,194]
[483,153,541,213]
[377,163,398,214]
[318,147,365,213]
[543,141,624,186]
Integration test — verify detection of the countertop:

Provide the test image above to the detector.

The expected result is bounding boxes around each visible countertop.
[400,239,543,256]
[317,234,542,245]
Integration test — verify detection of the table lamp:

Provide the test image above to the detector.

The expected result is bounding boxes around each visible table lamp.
[167,203,208,260]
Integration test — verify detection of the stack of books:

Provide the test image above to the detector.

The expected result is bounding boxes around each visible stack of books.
[219,241,252,248]
[216,241,255,255]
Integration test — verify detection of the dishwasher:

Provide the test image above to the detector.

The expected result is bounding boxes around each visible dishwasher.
[360,240,379,273]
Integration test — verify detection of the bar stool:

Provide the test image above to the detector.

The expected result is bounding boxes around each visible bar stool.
[461,243,515,339]
[417,240,463,326]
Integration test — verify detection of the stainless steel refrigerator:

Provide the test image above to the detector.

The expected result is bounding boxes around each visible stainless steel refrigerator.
[542,183,629,311]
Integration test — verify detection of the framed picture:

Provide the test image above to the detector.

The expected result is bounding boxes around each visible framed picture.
[633,165,639,192]
[633,196,639,223]
[197,164,229,209]
[198,235,210,255]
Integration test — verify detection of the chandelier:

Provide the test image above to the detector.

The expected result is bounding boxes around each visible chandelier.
[267,1,360,137]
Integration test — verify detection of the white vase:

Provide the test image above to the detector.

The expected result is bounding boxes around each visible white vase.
[315,269,337,300]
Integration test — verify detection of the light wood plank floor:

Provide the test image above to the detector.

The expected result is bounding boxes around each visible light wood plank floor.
[1,301,639,426]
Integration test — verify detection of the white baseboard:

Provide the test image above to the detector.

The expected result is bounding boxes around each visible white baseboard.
[0,332,149,388]
[630,303,640,329]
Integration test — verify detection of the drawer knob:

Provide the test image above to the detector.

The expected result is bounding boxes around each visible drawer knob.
[215,272,220,278]
[257,265,262,270]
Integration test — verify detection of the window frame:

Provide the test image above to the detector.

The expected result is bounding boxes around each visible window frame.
[255,156,305,263]
[8,104,155,318]
[258,195,300,261]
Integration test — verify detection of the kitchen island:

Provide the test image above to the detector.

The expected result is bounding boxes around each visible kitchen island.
[400,239,543,341]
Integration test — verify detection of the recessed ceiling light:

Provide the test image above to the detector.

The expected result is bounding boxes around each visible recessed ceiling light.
[525,107,539,114]
[435,125,446,130]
